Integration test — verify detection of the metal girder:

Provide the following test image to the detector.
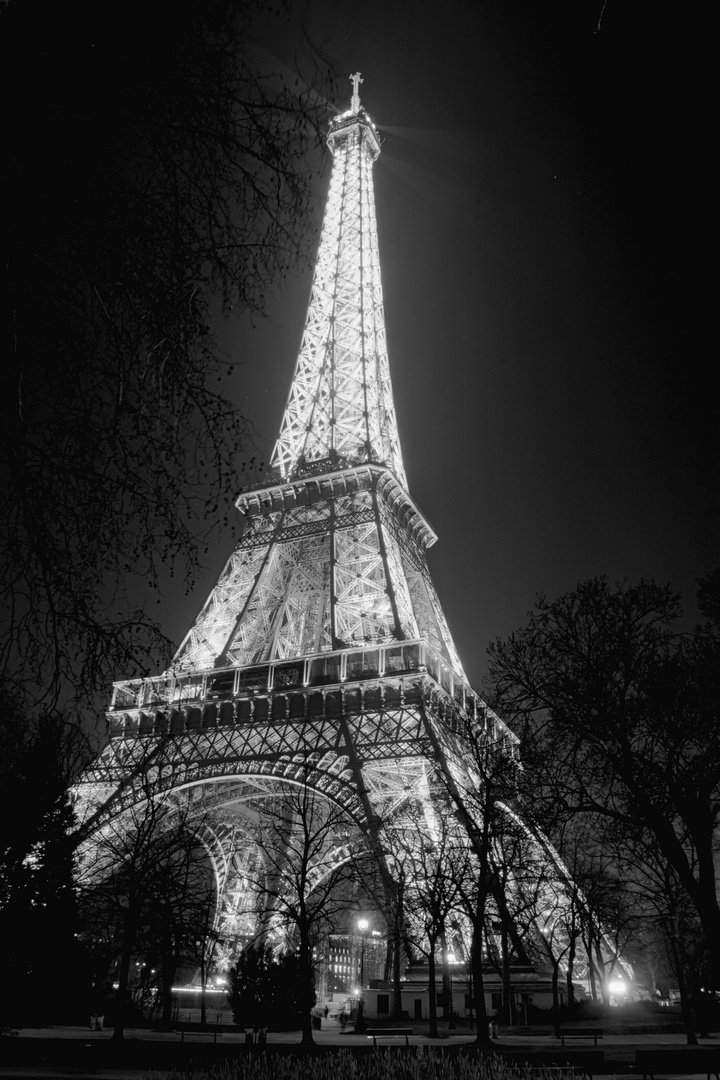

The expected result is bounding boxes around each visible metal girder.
[272,110,404,487]
[172,486,452,673]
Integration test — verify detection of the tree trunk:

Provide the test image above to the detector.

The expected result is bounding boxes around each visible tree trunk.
[566,928,577,1009]
[593,939,607,1003]
[501,918,512,1025]
[471,922,492,1047]
[648,804,720,979]
[392,938,403,1019]
[199,952,207,1027]
[160,975,173,1030]
[299,925,315,1047]
[585,926,598,1002]
[391,897,404,1019]
[551,960,561,1038]
[668,923,697,1045]
[112,934,133,1041]
[440,929,453,1025]
[159,938,176,1031]
[428,945,438,1039]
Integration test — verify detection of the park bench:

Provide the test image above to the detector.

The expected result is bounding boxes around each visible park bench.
[558,1028,604,1046]
[176,1023,223,1043]
[635,1048,720,1080]
[367,1027,413,1048]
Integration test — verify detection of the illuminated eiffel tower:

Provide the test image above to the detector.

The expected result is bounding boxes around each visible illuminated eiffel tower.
[76,76,589,979]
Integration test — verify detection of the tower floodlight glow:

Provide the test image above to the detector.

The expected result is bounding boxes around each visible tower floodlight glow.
[74,75,622,996]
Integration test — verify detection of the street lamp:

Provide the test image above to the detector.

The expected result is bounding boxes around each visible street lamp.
[446,951,456,1030]
[358,918,369,986]
[356,918,370,1033]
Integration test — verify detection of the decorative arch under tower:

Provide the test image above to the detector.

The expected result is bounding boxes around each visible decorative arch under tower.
[74,78,602,989]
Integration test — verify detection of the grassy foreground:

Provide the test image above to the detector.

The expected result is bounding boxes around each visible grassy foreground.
[160,1050,576,1079]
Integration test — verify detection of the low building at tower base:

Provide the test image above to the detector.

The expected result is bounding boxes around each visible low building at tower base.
[330,961,585,1023]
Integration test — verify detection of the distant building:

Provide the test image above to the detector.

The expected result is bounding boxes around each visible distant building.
[320,930,386,999]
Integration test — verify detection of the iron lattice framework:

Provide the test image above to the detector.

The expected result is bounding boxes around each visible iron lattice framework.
[74,78,603,983]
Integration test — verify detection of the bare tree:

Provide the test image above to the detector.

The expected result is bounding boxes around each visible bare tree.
[0,0,335,724]
[246,762,362,1046]
[485,575,720,980]
[76,791,215,1039]
[425,708,525,1046]
[183,898,226,1028]
[381,784,468,1038]
[613,825,705,1043]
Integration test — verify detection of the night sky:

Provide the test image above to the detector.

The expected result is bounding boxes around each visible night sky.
[168,0,716,690]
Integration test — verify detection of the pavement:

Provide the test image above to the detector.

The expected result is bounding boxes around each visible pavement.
[1,1022,718,1079]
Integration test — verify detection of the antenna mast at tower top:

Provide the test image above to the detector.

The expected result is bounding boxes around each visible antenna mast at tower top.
[350,71,363,114]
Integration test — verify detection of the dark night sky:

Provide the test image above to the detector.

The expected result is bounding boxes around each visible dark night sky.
[167,0,716,690]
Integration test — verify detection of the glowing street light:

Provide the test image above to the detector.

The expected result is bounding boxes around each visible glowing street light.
[358,918,370,987]
[356,917,370,1033]
[446,950,457,1030]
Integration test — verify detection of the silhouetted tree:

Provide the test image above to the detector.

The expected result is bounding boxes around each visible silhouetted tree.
[247,757,360,1046]
[76,791,215,1039]
[228,943,305,1031]
[426,704,527,1046]
[485,573,720,984]
[381,783,468,1038]
[229,943,276,1030]
[0,695,91,1023]
[182,896,225,1028]
[0,0,334,724]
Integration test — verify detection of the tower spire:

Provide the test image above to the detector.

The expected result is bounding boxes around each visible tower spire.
[271,77,402,487]
[350,71,363,113]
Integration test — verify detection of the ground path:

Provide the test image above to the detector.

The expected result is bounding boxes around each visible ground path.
[1,1021,717,1080]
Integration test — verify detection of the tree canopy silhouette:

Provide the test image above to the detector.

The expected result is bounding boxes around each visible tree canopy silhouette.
[0,0,334,722]
[485,572,720,985]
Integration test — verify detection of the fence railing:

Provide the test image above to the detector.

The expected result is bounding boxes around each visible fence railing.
[109,639,518,750]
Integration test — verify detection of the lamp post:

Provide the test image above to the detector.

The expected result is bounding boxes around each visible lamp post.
[356,918,369,1032]
[446,951,456,1030]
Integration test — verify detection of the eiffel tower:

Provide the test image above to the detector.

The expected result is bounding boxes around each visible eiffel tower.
[75,76,584,979]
